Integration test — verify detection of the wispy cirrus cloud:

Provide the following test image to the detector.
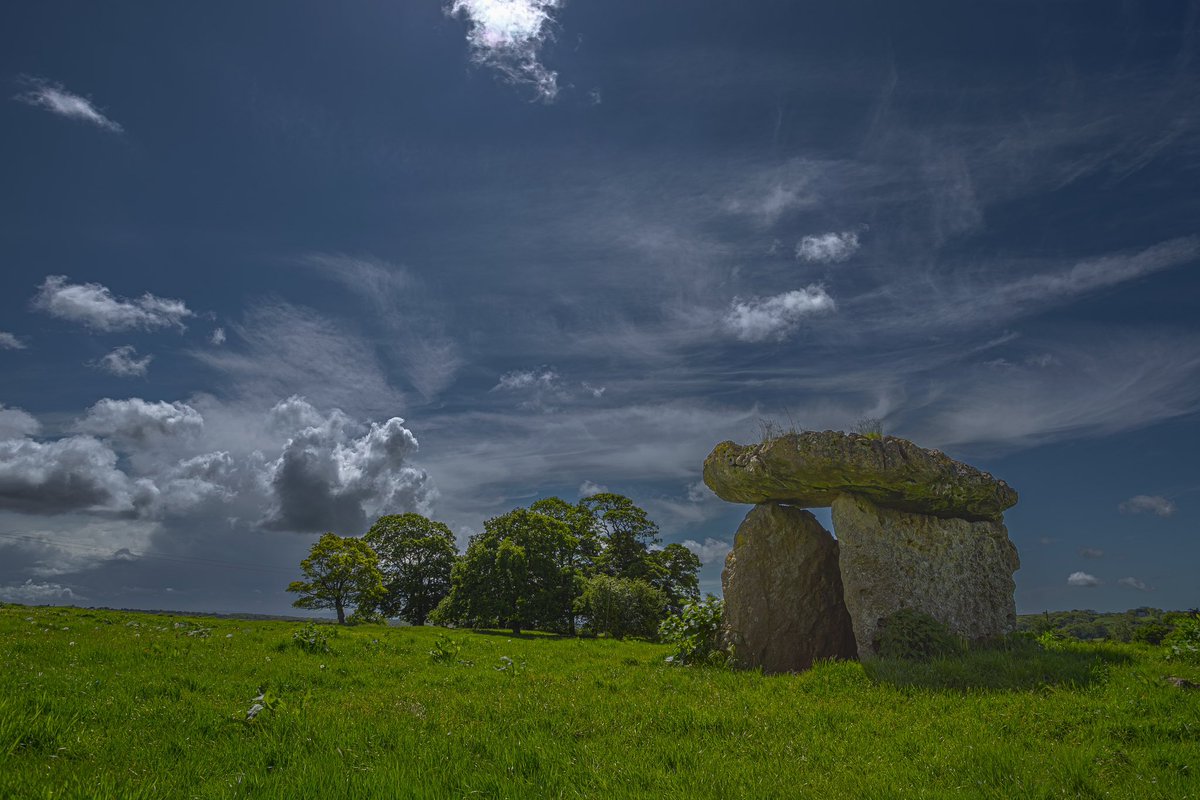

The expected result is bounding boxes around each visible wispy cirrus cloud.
[14,77,123,132]
[447,0,565,102]
[32,276,194,332]
[723,286,836,342]
[93,346,153,378]
[1118,494,1176,517]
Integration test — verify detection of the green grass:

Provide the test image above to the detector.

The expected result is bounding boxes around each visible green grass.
[1,605,1198,799]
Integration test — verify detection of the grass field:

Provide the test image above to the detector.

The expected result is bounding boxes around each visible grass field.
[2,604,1198,799]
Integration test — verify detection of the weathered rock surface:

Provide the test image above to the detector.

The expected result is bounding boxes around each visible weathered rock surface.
[722,502,858,673]
[704,432,1017,521]
[831,493,1020,659]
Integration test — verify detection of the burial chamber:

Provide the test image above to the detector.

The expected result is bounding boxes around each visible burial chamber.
[703,431,1020,671]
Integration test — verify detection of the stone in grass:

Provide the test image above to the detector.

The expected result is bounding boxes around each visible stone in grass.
[832,493,1020,660]
[722,502,857,673]
[703,431,1018,522]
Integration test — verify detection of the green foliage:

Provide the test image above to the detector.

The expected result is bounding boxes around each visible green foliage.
[433,508,577,634]
[1018,607,1175,642]
[291,622,333,654]
[1164,613,1200,662]
[364,513,458,625]
[874,609,961,661]
[575,576,665,640]
[428,635,472,666]
[646,543,701,617]
[1132,621,1171,646]
[286,533,384,625]
[581,493,661,581]
[658,596,728,666]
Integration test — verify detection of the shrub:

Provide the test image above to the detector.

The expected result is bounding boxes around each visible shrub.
[1164,613,1200,662]
[659,596,728,666]
[576,576,665,640]
[346,608,386,626]
[1132,621,1171,646]
[292,622,333,654]
[874,609,960,661]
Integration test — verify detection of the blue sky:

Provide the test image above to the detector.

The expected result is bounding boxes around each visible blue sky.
[1,1,1197,615]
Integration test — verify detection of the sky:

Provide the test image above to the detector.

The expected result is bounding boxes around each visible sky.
[1,0,1197,616]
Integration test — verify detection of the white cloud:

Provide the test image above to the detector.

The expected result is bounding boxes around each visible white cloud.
[210,327,226,345]
[1117,577,1153,591]
[75,399,204,446]
[262,397,434,533]
[0,434,137,515]
[0,405,40,441]
[1078,547,1104,559]
[1067,571,1101,588]
[93,345,153,377]
[32,276,193,332]
[0,332,26,350]
[683,537,732,565]
[796,231,861,263]
[581,382,606,398]
[723,286,836,342]
[0,579,77,604]
[13,77,123,132]
[578,480,607,498]
[1118,494,1176,518]
[447,0,565,102]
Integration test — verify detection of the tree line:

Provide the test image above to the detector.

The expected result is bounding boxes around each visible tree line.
[286,492,702,638]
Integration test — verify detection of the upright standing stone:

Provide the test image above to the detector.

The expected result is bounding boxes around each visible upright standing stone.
[831,493,1020,659]
[722,502,858,673]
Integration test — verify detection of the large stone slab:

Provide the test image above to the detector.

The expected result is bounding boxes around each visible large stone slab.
[704,431,1017,521]
[722,502,858,673]
[831,494,1020,659]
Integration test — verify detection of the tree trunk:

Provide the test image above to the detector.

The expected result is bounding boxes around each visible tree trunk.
[511,623,521,635]
[335,599,346,625]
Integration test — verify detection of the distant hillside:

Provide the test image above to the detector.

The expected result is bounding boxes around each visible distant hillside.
[1018,607,1196,642]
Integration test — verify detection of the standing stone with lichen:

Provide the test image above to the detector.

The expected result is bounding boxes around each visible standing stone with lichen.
[703,430,1020,667]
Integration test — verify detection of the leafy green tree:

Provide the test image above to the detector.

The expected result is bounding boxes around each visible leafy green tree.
[287,533,384,625]
[433,508,576,635]
[581,493,660,580]
[647,543,701,616]
[576,575,665,640]
[364,513,458,625]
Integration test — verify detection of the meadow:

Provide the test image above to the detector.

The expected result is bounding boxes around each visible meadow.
[1,603,1197,799]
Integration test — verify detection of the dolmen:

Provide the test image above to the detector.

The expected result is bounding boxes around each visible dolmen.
[703,431,1020,673]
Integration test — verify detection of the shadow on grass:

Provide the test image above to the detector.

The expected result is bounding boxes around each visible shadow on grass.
[863,639,1132,692]
[465,628,569,641]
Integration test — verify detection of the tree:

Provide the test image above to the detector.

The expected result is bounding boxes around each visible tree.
[576,575,665,640]
[433,508,576,635]
[581,493,660,580]
[287,533,384,624]
[647,543,701,617]
[364,513,457,625]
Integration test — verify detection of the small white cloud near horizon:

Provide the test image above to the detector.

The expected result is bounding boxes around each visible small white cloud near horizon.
[724,285,836,342]
[1117,577,1153,591]
[578,480,607,498]
[683,537,732,565]
[796,230,861,263]
[1118,494,1176,517]
[93,345,153,377]
[210,327,227,345]
[0,579,77,604]
[0,331,26,350]
[1067,571,1101,588]
[1078,547,1105,559]
[447,0,565,102]
[32,276,194,332]
[495,368,559,391]
[14,77,123,132]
